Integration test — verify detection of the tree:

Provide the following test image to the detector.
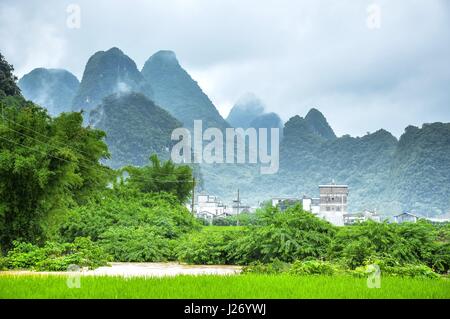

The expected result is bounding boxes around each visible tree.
[122,154,193,203]
[0,52,21,97]
[0,95,110,251]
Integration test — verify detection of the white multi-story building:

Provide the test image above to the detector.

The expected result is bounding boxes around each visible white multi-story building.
[317,183,348,226]
[343,210,381,225]
[301,196,320,215]
[271,183,349,226]
[394,212,419,224]
[194,194,227,219]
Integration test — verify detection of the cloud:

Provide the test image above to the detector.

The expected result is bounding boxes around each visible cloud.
[1,0,449,137]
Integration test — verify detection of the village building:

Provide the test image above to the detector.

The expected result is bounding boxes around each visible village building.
[343,210,382,225]
[271,182,349,226]
[301,196,320,215]
[194,194,227,219]
[394,212,419,224]
[317,183,348,226]
[271,197,301,211]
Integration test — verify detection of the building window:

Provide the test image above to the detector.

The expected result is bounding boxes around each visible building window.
[336,206,341,211]
[326,206,330,211]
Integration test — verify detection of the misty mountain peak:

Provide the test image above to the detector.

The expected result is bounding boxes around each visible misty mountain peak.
[105,47,124,55]
[19,67,79,116]
[226,93,265,128]
[72,47,153,117]
[153,50,178,60]
[141,50,228,129]
[304,108,336,140]
[144,50,180,69]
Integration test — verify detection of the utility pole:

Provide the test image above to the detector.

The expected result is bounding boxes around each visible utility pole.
[191,176,196,214]
[236,189,240,226]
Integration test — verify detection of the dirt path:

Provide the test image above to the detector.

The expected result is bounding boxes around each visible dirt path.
[0,262,242,277]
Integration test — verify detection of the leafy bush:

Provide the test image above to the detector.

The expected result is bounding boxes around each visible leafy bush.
[100,226,171,262]
[58,189,200,243]
[0,256,6,270]
[289,260,339,276]
[353,263,440,279]
[242,259,291,274]
[4,237,110,271]
[382,264,440,279]
[328,220,450,273]
[5,242,47,269]
[229,204,335,264]
[176,228,242,265]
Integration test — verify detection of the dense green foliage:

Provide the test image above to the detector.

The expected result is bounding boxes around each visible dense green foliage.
[58,187,199,262]
[89,92,181,168]
[123,154,194,203]
[174,205,450,275]
[229,205,336,264]
[0,95,110,251]
[329,220,450,272]
[0,52,21,97]
[176,227,243,265]
[18,68,79,116]
[2,237,109,271]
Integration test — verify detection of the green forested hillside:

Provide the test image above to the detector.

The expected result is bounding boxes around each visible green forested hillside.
[89,92,181,168]
[202,108,450,216]
[141,50,228,130]
[72,47,153,118]
[389,123,450,215]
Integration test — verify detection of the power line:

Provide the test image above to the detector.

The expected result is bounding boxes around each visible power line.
[0,133,193,185]
[0,109,96,159]
[1,114,194,177]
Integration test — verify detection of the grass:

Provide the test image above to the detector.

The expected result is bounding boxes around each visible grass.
[1,274,449,299]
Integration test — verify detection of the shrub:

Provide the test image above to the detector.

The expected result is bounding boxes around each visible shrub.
[4,237,110,271]
[352,263,440,279]
[176,228,242,265]
[229,205,336,264]
[0,256,8,270]
[242,259,291,274]
[58,190,200,243]
[382,264,440,279]
[5,242,47,269]
[100,226,171,262]
[289,260,339,276]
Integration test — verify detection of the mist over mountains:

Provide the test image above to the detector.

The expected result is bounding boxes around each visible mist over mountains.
[18,47,450,216]
[72,47,153,120]
[18,68,79,116]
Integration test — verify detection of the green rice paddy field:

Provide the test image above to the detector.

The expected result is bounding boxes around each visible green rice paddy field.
[1,274,449,299]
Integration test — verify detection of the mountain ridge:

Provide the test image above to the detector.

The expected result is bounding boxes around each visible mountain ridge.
[141,50,229,130]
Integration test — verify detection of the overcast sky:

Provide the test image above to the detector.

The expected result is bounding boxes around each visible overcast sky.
[1,0,449,137]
